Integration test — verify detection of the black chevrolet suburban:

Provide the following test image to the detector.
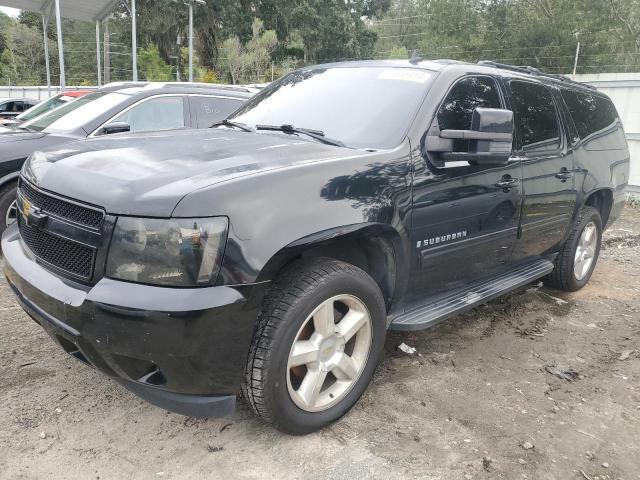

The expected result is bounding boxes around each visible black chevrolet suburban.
[3,60,630,434]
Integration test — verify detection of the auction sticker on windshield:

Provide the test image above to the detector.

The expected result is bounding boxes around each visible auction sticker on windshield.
[378,69,432,83]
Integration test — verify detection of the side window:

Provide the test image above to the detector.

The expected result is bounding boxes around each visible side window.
[111,96,185,133]
[192,96,244,127]
[561,90,618,139]
[437,76,502,152]
[0,101,14,113]
[509,81,560,152]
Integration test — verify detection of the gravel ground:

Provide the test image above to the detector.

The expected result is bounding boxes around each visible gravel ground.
[1,207,639,480]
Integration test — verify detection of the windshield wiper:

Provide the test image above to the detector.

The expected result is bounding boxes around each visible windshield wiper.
[210,119,254,132]
[255,124,347,148]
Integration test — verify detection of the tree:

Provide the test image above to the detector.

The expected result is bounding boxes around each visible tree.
[221,18,277,84]
[138,45,173,80]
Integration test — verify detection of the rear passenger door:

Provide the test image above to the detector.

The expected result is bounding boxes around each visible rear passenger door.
[507,80,577,259]
[189,95,246,128]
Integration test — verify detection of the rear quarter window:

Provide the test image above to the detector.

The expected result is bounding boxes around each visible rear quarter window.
[561,90,626,151]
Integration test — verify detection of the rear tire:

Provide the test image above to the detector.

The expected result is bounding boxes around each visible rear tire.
[544,206,602,292]
[0,181,18,233]
[242,257,386,434]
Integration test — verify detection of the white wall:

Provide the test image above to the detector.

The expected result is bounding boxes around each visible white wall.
[571,73,640,191]
[0,85,98,101]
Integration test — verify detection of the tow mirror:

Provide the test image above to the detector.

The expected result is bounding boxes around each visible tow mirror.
[102,122,131,135]
[425,108,513,165]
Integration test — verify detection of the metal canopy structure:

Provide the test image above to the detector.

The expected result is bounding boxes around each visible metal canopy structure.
[0,0,137,89]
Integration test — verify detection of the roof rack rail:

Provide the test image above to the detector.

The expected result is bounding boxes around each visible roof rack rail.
[477,60,597,90]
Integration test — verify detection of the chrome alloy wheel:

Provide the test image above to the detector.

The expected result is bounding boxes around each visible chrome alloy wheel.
[286,294,372,412]
[5,199,17,227]
[574,221,597,281]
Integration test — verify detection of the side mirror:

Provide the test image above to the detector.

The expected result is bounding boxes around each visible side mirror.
[101,122,131,135]
[426,108,513,166]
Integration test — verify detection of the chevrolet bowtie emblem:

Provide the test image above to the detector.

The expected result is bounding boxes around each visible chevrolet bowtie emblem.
[21,197,48,228]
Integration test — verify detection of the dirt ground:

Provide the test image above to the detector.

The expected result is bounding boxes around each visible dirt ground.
[1,207,639,480]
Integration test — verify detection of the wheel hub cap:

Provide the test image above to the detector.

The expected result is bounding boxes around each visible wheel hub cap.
[286,294,372,412]
[318,336,345,368]
[574,221,597,281]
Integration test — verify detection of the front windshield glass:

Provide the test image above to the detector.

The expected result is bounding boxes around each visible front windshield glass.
[230,66,434,149]
[22,92,129,133]
[16,94,67,122]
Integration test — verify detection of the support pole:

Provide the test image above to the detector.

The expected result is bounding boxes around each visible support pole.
[104,20,110,84]
[41,13,51,96]
[573,41,581,76]
[54,0,65,89]
[96,21,102,87]
[188,2,194,82]
[131,0,137,81]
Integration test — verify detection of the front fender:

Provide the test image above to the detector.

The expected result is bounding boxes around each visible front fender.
[172,141,413,287]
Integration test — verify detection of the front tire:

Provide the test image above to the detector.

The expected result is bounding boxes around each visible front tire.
[544,206,602,292]
[0,181,18,233]
[242,257,386,434]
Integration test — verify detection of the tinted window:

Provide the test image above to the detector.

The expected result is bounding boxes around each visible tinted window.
[112,96,185,133]
[0,101,18,112]
[561,90,617,139]
[437,76,501,152]
[192,96,244,127]
[438,76,502,130]
[231,66,434,149]
[509,81,560,151]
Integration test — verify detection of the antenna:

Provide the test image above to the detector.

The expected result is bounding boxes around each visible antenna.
[409,50,422,65]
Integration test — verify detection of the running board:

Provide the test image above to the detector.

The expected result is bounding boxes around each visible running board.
[389,258,554,331]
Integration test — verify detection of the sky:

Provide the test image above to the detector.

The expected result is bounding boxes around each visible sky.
[0,7,20,17]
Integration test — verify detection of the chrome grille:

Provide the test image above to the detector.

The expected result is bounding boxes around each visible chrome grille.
[19,180,104,229]
[19,220,95,279]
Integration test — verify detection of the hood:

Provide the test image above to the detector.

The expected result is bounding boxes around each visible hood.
[23,128,369,217]
[0,131,73,165]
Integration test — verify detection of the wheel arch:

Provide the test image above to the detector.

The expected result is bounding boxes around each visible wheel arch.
[582,188,613,227]
[0,171,20,189]
[256,223,407,311]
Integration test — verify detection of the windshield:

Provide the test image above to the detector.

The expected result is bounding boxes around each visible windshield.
[22,92,129,133]
[16,94,68,122]
[230,66,434,149]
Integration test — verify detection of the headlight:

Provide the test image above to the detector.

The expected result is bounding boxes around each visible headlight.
[106,216,228,287]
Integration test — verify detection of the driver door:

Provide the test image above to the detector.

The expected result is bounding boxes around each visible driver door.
[407,75,523,301]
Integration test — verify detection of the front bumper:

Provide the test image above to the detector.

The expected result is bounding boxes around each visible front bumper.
[2,224,269,418]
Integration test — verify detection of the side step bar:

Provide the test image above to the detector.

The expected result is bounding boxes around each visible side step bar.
[389,258,554,331]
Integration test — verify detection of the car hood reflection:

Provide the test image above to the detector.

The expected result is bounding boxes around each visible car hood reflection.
[22,128,367,217]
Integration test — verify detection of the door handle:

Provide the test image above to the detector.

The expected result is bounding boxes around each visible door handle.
[495,176,520,189]
[555,168,574,182]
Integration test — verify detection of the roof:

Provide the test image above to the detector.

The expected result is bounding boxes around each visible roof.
[0,0,120,21]
[310,59,448,71]
[310,58,597,93]
[102,82,254,97]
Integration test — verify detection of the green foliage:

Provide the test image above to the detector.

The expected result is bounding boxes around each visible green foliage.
[0,48,17,84]
[388,46,408,59]
[138,46,173,81]
[221,18,278,84]
[373,0,640,73]
[1,0,639,85]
